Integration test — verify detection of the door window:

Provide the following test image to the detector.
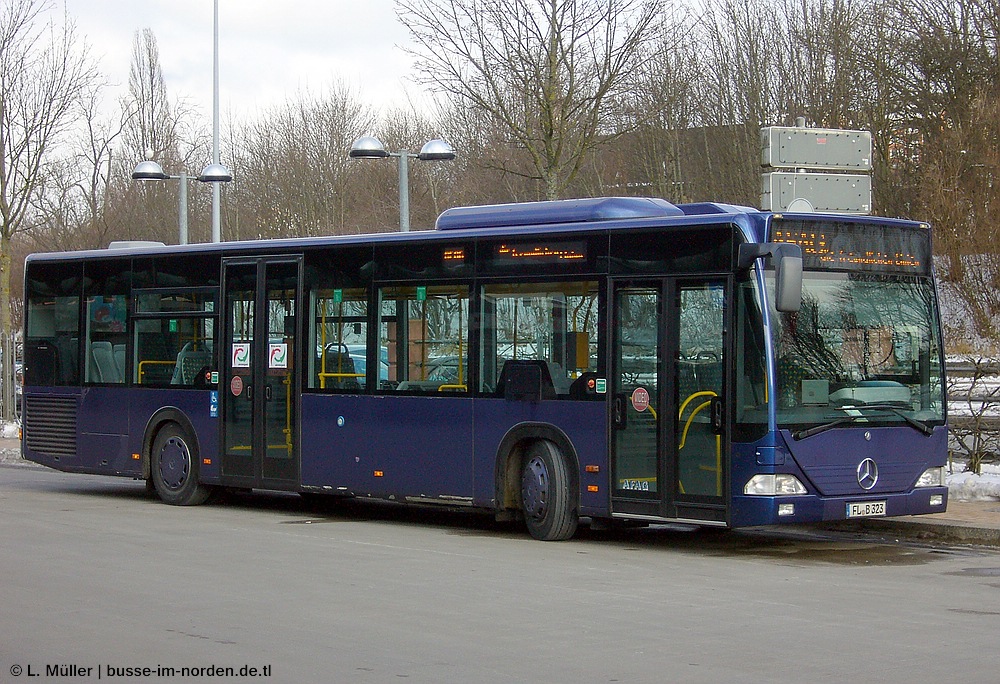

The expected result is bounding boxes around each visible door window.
[613,287,660,494]
[676,282,725,498]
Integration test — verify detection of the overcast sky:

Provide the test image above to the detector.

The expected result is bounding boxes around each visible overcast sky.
[53,0,427,121]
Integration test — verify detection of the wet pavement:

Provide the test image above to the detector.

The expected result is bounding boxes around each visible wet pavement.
[3,435,998,547]
[828,499,1000,547]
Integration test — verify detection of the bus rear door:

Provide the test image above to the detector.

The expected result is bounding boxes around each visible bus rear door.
[610,279,728,524]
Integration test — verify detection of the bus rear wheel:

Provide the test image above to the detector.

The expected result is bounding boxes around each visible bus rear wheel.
[520,440,578,541]
[151,422,212,506]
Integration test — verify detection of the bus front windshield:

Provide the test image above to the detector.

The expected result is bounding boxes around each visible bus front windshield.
[768,272,945,429]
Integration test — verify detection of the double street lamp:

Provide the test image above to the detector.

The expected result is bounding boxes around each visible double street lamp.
[131,160,233,244]
[350,136,456,232]
[131,0,228,244]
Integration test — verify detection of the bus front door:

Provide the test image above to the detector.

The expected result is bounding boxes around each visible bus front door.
[221,258,301,490]
[611,279,728,524]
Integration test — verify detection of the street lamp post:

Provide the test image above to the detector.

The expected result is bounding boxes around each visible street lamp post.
[349,136,456,231]
[132,160,233,245]
[212,0,222,243]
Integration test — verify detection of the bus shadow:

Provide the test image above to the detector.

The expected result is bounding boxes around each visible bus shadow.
[44,477,947,566]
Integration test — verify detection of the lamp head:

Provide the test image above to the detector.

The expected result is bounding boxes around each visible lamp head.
[198,163,233,183]
[350,135,389,159]
[417,139,456,161]
[131,160,169,181]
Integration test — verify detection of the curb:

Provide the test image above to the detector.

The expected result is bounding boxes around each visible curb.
[826,517,1000,548]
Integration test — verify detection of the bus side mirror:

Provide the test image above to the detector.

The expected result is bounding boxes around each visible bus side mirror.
[738,242,803,313]
[773,244,802,312]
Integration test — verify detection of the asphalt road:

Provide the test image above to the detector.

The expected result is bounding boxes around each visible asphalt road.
[2,465,999,683]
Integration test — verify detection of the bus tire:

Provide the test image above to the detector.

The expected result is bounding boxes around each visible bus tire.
[520,440,578,541]
[150,422,212,506]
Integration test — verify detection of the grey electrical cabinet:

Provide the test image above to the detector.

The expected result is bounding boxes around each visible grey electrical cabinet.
[761,126,871,171]
[761,172,872,214]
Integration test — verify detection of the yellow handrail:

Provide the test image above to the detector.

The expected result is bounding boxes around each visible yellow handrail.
[678,390,718,421]
[678,390,722,496]
[317,372,365,381]
[138,360,176,383]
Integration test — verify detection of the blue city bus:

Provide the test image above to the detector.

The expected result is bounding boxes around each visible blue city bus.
[21,197,948,540]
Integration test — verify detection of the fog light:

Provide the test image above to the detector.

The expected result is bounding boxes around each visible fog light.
[930,494,944,506]
[778,503,795,516]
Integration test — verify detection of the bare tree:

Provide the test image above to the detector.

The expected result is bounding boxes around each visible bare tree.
[0,0,99,419]
[118,28,209,244]
[228,84,376,238]
[397,0,662,199]
[122,29,186,169]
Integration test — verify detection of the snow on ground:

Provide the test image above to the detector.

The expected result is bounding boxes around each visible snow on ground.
[947,462,1000,502]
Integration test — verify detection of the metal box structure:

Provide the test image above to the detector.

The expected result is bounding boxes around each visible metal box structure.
[761,126,871,171]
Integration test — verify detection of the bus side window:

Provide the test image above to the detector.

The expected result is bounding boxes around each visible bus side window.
[81,259,130,385]
[133,290,216,387]
[310,288,368,391]
[480,281,598,398]
[380,285,469,393]
[25,289,81,387]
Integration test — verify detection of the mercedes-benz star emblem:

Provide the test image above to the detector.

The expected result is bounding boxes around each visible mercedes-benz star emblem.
[857,458,879,490]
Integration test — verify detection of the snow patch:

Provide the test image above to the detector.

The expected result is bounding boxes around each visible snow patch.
[947,462,1000,502]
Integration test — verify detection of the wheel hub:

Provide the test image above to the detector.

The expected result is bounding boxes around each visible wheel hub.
[522,456,549,520]
[159,436,191,490]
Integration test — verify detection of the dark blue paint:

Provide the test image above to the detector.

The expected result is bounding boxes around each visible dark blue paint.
[300,394,609,514]
[728,425,948,526]
[23,386,219,480]
[730,487,949,526]
[125,389,220,482]
[472,399,608,513]
[781,425,947,496]
[300,394,474,499]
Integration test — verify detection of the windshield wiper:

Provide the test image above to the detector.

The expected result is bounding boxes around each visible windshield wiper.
[849,404,935,436]
[792,416,856,440]
[792,405,934,441]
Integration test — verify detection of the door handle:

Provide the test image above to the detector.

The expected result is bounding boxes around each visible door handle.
[711,396,724,434]
[613,395,627,428]
[265,384,272,401]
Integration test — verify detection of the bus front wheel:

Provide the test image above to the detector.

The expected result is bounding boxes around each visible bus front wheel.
[520,440,578,541]
[150,422,212,506]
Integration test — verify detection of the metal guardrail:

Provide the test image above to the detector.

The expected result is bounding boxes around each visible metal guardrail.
[946,359,1000,462]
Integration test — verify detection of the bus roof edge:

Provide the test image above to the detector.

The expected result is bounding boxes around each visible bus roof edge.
[107,240,166,250]
[435,197,684,231]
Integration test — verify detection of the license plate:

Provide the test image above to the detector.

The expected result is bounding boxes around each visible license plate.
[846,501,886,518]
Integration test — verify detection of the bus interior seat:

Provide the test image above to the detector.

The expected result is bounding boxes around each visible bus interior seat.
[25,340,59,385]
[497,360,557,401]
[113,344,126,381]
[57,336,79,381]
[322,351,360,390]
[546,362,571,394]
[171,343,213,385]
[90,341,122,383]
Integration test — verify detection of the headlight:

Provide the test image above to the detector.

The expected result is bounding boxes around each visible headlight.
[743,474,807,496]
[915,467,946,487]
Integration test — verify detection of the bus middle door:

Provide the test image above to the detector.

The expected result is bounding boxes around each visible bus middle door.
[221,258,301,490]
[610,278,728,523]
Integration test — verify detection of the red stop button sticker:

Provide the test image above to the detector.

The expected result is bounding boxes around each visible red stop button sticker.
[631,387,650,412]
